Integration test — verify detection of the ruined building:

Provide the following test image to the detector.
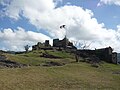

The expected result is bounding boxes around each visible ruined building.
[77,46,117,64]
[53,36,76,50]
[32,37,76,51]
[32,40,52,50]
[32,38,117,64]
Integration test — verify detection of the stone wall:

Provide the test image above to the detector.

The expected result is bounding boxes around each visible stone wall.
[77,47,118,64]
[32,40,52,50]
[53,37,75,50]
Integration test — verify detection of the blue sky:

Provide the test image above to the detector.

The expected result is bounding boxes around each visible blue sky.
[0,0,120,52]
[1,0,120,30]
[61,0,120,29]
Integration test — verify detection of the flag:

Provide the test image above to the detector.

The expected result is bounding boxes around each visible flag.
[60,25,66,29]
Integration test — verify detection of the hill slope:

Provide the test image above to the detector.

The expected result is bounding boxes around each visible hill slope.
[5,50,75,66]
[0,50,119,90]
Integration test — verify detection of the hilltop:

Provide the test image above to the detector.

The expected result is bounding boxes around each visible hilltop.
[5,50,75,66]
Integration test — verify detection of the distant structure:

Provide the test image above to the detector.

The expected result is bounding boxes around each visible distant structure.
[32,40,52,50]
[32,37,76,51]
[32,25,77,51]
[77,46,117,64]
[53,36,76,50]
[32,38,118,64]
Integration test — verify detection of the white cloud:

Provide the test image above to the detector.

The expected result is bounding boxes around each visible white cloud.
[0,27,51,51]
[98,0,120,6]
[0,0,56,20]
[1,0,120,52]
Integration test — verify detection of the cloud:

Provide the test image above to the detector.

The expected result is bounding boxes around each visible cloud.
[0,27,51,51]
[0,0,56,20]
[98,0,120,6]
[0,0,120,52]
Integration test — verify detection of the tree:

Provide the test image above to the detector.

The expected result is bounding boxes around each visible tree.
[24,45,30,52]
[71,40,92,50]
[79,40,92,49]
[71,40,92,62]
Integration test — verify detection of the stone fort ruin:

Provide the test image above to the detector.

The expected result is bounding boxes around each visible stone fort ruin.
[32,37,118,64]
[32,36,76,51]
[76,46,117,64]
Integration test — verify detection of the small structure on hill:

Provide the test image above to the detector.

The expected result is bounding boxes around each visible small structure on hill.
[32,37,76,51]
[53,36,76,50]
[32,40,52,50]
[76,46,117,64]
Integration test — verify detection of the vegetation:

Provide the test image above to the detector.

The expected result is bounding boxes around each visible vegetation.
[24,45,30,52]
[5,50,75,66]
[0,50,119,90]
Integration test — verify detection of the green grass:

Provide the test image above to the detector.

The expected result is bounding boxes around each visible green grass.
[0,63,119,90]
[46,50,74,59]
[5,50,75,66]
[0,50,120,90]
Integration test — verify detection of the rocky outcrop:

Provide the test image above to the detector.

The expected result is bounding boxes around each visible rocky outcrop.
[0,55,27,68]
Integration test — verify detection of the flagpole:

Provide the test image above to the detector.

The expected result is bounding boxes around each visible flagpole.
[65,27,67,49]
[65,26,67,38]
[60,25,67,49]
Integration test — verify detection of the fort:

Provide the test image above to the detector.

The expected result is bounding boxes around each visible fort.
[76,47,117,64]
[32,40,52,50]
[32,37,118,64]
[53,36,76,50]
[32,36,76,51]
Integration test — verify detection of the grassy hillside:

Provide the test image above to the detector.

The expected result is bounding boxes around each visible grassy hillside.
[0,50,119,90]
[5,50,75,66]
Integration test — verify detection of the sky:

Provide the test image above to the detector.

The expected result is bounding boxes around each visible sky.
[0,0,120,52]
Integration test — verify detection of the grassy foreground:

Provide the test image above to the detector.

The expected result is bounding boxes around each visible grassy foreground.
[0,50,120,90]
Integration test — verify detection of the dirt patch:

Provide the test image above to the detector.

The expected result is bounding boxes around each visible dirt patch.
[42,61,65,67]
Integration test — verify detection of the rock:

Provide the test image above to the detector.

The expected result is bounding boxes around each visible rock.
[91,63,99,68]
[112,71,120,75]
[0,55,27,68]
